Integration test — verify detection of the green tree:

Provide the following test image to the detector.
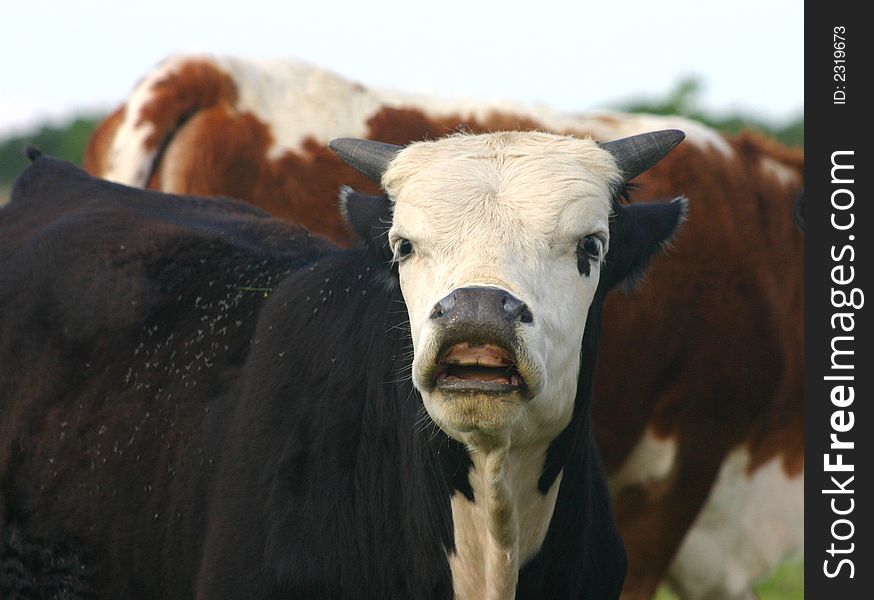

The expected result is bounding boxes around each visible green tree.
[616,76,803,148]
[0,115,104,189]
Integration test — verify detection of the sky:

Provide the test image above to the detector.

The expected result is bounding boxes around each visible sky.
[1,0,803,137]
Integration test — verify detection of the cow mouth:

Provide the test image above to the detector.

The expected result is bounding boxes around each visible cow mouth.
[434,342,528,394]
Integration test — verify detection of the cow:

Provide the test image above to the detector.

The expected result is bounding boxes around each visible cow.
[1,131,686,599]
[85,55,805,600]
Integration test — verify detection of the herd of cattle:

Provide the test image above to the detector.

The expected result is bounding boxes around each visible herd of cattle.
[1,55,803,599]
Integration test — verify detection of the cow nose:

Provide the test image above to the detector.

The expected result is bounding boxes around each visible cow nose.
[429,286,533,325]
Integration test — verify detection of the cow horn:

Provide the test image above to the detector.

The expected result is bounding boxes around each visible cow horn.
[329,138,403,184]
[599,129,685,182]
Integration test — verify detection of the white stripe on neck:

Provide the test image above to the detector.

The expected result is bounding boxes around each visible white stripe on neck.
[448,441,561,600]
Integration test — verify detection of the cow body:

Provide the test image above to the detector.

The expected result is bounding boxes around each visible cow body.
[86,55,804,600]
[0,155,330,598]
[2,129,685,598]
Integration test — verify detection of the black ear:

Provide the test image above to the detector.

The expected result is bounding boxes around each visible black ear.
[25,144,43,162]
[338,186,393,262]
[601,197,688,292]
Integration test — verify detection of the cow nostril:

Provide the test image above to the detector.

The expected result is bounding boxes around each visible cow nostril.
[518,306,533,324]
[430,292,457,319]
[502,295,533,324]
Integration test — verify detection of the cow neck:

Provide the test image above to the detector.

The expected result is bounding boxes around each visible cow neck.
[447,435,561,600]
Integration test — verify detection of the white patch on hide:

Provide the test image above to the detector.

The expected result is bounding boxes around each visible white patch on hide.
[569,112,735,158]
[608,427,678,492]
[758,156,801,188]
[666,447,803,600]
[448,444,561,600]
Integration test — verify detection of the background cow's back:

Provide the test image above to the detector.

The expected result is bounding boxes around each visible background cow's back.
[86,55,804,600]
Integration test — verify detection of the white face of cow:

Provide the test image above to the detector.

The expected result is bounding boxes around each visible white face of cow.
[380,132,620,446]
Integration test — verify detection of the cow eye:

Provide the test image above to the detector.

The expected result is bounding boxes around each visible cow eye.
[578,235,603,260]
[395,239,414,260]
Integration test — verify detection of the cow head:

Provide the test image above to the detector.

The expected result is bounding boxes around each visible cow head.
[332,131,686,447]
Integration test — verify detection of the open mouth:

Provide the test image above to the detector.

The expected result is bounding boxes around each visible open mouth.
[434,342,528,394]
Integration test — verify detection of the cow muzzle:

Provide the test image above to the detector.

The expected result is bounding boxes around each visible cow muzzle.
[424,286,536,397]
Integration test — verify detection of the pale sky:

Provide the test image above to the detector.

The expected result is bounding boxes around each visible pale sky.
[1,0,803,137]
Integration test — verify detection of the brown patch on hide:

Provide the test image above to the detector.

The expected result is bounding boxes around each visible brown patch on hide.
[137,59,240,152]
[591,131,803,599]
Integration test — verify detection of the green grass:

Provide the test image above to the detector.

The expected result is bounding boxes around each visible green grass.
[756,560,804,599]
[654,560,803,600]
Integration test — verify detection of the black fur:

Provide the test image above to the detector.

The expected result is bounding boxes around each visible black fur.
[1,157,682,599]
[1,524,93,600]
[338,186,393,263]
[605,197,689,292]
[25,144,42,163]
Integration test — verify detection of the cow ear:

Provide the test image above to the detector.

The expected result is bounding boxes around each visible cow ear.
[339,186,393,262]
[601,197,688,292]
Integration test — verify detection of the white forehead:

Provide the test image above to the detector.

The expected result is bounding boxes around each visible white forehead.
[382,132,620,246]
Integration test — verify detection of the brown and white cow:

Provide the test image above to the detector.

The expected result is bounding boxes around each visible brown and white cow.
[86,55,804,600]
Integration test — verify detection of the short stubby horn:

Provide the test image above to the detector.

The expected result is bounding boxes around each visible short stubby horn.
[599,129,685,182]
[329,138,403,184]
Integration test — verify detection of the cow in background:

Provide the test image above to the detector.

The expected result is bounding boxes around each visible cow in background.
[86,55,804,600]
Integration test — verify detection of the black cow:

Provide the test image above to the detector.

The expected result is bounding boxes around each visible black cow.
[1,130,685,599]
